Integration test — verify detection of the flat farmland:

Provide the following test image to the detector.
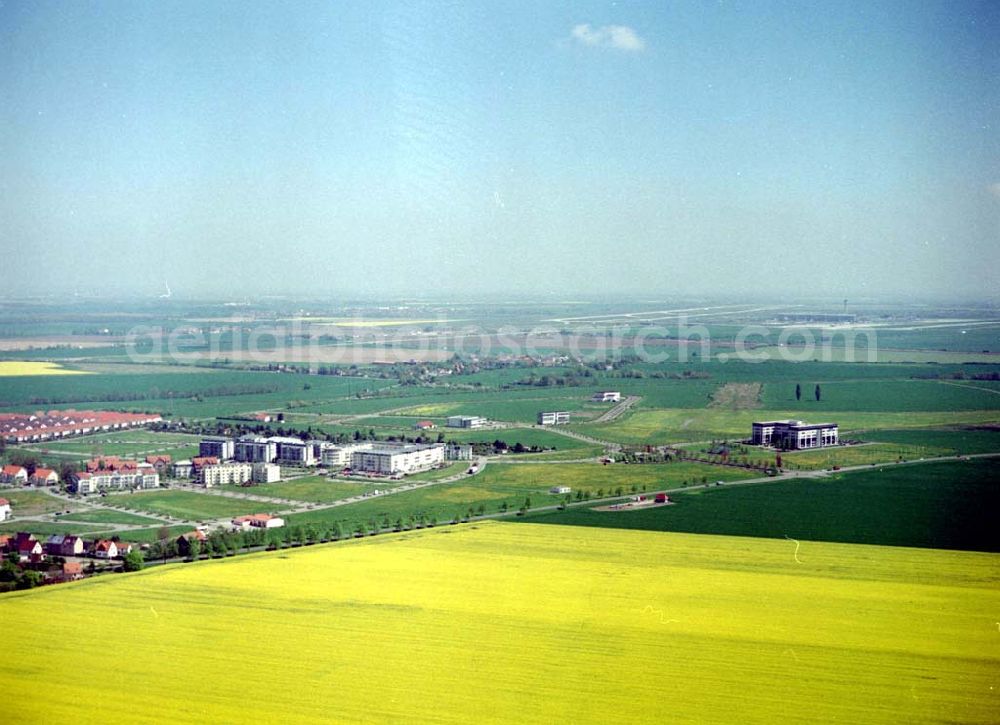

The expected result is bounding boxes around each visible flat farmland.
[285,461,754,531]
[0,369,393,418]
[56,508,166,526]
[520,459,1000,552]
[112,490,266,522]
[577,408,1000,445]
[0,361,91,376]
[680,442,953,470]
[859,426,1000,454]
[0,489,76,517]
[1,523,996,723]
[760,379,1000,411]
[220,476,382,504]
[27,430,201,459]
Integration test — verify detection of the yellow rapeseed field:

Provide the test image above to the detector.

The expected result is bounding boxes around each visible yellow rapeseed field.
[1,522,997,723]
[0,361,90,377]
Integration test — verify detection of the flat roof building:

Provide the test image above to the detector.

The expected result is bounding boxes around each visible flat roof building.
[351,443,445,476]
[447,415,487,429]
[592,391,621,402]
[199,437,235,461]
[537,411,570,426]
[751,420,839,450]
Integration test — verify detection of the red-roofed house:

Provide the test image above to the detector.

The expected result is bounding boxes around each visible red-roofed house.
[232,513,285,530]
[1,464,27,484]
[176,530,206,557]
[14,532,43,562]
[59,562,84,581]
[145,454,172,471]
[29,468,59,486]
[191,456,219,470]
[412,420,436,430]
[93,539,118,559]
[0,497,10,522]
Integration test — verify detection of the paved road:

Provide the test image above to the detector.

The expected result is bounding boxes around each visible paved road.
[593,395,641,424]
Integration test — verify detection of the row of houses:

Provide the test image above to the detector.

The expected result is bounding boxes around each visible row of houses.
[0,410,162,444]
[1,532,133,563]
[1,465,58,487]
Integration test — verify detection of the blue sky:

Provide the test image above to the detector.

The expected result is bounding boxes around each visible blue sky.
[1,1,997,300]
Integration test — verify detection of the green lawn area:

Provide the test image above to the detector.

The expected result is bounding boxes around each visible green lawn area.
[221,476,382,504]
[0,489,75,517]
[576,408,1000,445]
[21,430,202,464]
[518,459,1000,552]
[284,461,754,531]
[760,379,1000,412]
[113,490,268,522]
[0,521,104,536]
[55,508,167,526]
[677,441,953,471]
[858,427,1000,454]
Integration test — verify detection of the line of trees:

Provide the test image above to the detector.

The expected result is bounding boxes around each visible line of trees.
[794,383,822,401]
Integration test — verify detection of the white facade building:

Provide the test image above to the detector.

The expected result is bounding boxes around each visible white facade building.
[199,462,254,487]
[751,420,839,449]
[351,444,445,475]
[592,391,621,402]
[537,411,570,426]
[447,416,487,429]
[321,443,373,468]
[199,437,235,460]
[270,437,317,466]
[252,463,281,483]
[445,443,473,461]
[234,436,278,463]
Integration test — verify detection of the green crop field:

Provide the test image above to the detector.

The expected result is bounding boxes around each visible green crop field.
[678,441,954,470]
[859,427,1000,454]
[759,379,1000,411]
[284,460,754,531]
[0,370,394,418]
[520,459,1000,552]
[112,490,269,522]
[26,430,201,458]
[1,522,996,723]
[576,408,1000,445]
[220,476,382,504]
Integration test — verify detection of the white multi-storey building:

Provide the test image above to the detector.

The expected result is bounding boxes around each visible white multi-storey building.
[447,415,487,429]
[234,436,277,463]
[252,463,281,483]
[199,437,235,460]
[537,411,570,426]
[321,442,373,468]
[270,437,317,466]
[751,420,839,449]
[445,443,473,461]
[199,462,254,487]
[351,443,445,476]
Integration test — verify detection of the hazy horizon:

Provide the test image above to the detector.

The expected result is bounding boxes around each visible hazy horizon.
[2,1,997,300]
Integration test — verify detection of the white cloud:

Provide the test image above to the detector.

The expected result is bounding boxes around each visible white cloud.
[570,23,646,52]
